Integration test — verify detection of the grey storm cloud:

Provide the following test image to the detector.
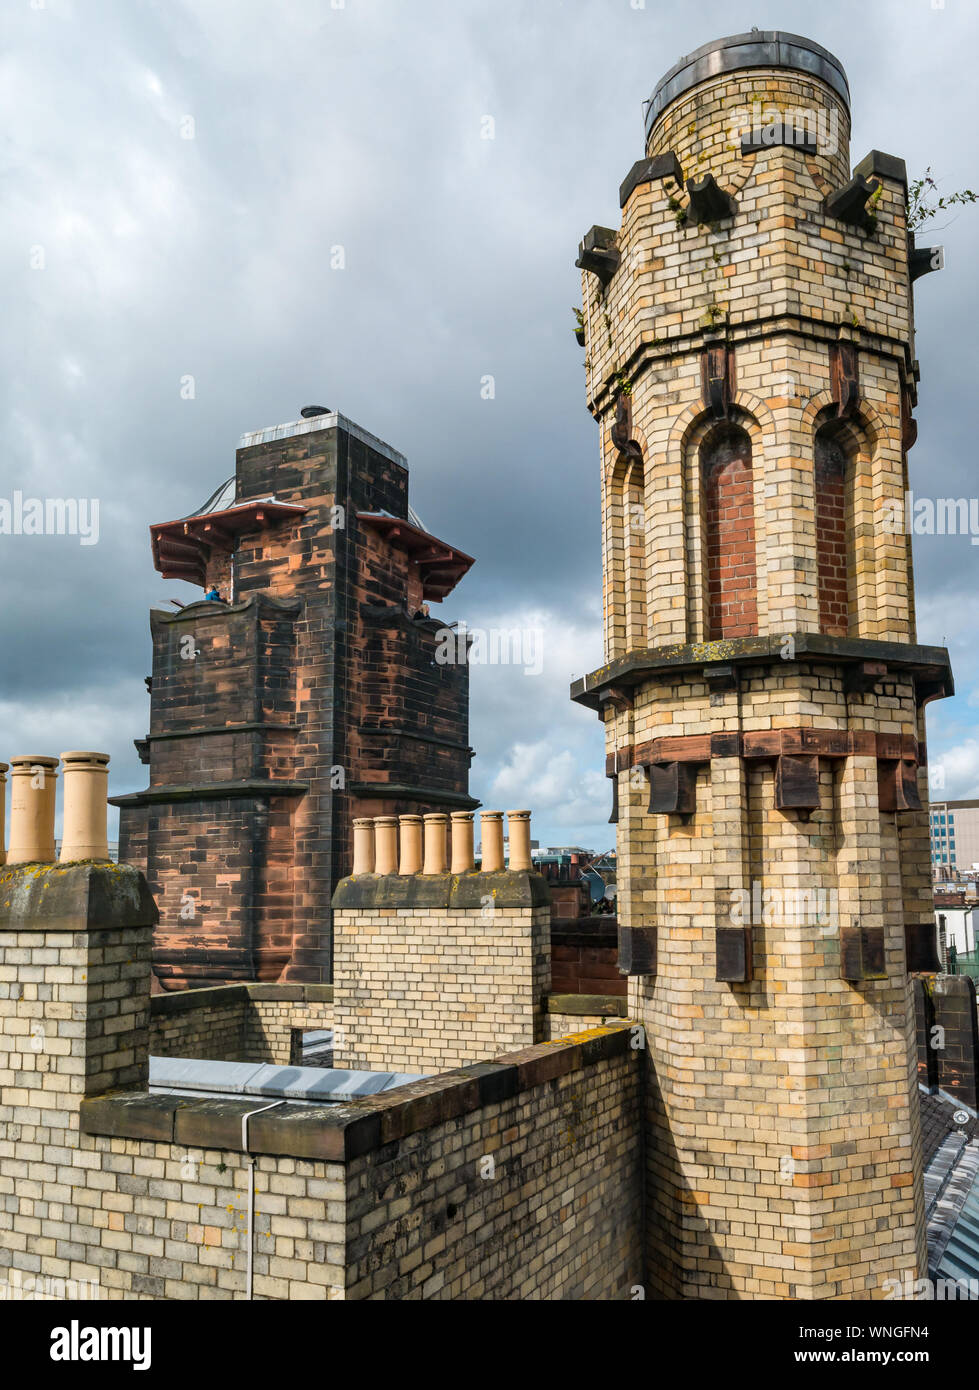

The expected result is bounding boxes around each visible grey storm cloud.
[2,0,979,845]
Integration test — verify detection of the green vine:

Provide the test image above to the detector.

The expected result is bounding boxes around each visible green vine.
[863,182,884,234]
[907,167,978,232]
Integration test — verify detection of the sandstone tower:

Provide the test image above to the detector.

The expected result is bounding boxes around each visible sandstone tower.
[114,410,476,990]
[571,32,951,1298]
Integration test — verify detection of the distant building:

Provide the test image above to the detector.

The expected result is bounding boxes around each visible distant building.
[930,800,979,874]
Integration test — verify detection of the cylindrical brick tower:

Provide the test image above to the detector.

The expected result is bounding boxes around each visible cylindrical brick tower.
[572,31,951,1299]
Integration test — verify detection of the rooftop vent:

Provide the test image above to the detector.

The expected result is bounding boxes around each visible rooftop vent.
[300,405,331,418]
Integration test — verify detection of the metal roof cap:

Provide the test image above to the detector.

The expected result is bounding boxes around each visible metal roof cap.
[645,30,850,140]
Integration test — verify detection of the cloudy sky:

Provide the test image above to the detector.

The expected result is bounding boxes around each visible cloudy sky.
[2,0,978,851]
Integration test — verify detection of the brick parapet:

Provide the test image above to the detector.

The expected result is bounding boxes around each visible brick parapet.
[79,1025,634,1158]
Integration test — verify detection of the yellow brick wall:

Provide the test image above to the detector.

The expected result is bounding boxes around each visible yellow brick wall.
[579,53,933,1298]
[344,1051,641,1299]
[333,904,550,1073]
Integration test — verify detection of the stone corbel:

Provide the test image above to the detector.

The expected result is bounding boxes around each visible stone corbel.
[704,663,738,695]
[843,660,886,696]
[840,921,887,982]
[774,753,821,820]
[716,925,752,983]
[905,921,941,973]
[599,683,634,714]
[823,174,880,233]
[647,760,698,817]
[830,340,860,417]
[686,173,737,223]
[901,387,918,453]
[700,341,736,419]
[576,226,620,286]
[908,235,943,284]
[877,758,922,812]
[610,392,642,462]
[617,923,656,976]
[619,151,683,207]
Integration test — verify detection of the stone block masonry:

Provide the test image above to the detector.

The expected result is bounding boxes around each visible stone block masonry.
[148,983,334,1064]
[115,410,477,991]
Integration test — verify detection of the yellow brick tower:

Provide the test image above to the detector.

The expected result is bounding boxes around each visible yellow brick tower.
[571,31,951,1299]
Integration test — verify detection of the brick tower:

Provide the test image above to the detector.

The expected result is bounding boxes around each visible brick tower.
[571,32,950,1298]
[114,409,477,990]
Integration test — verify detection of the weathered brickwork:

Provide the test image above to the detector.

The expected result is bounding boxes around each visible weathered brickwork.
[815,434,849,635]
[0,863,637,1301]
[701,426,758,639]
[148,984,334,1064]
[572,33,948,1298]
[584,68,915,657]
[344,1048,641,1299]
[550,919,626,997]
[248,990,335,1064]
[116,415,475,991]
[149,990,249,1062]
[332,884,550,1074]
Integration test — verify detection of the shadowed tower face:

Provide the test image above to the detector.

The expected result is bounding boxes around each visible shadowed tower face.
[571,32,951,1298]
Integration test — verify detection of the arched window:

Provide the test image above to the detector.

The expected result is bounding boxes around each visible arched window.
[604,451,647,658]
[701,424,757,640]
[814,425,851,637]
[623,457,647,649]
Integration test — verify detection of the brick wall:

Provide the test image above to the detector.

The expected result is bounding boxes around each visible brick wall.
[73,1027,641,1301]
[609,664,930,1298]
[575,40,943,1299]
[343,1042,641,1299]
[332,871,551,1073]
[0,862,640,1301]
[701,427,757,640]
[149,990,250,1062]
[550,919,626,997]
[815,432,849,636]
[148,984,334,1064]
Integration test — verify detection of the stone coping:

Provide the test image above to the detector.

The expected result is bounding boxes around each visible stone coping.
[547,993,628,1018]
[80,1024,635,1162]
[237,411,408,467]
[148,593,303,626]
[551,918,619,947]
[151,982,334,1016]
[571,632,954,710]
[109,779,309,808]
[346,781,480,810]
[332,869,550,911]
[0,862,157,933]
